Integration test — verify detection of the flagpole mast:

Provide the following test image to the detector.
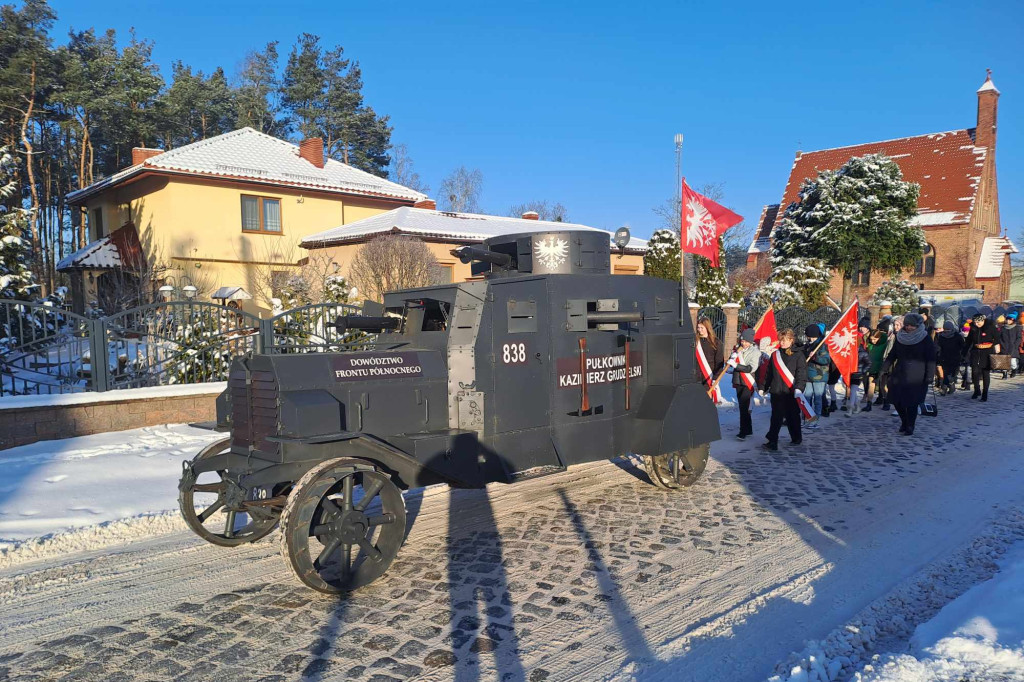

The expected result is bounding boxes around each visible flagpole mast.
[676,133,686,327]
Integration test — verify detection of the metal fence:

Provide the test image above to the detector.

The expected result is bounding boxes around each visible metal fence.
[701,304,848,347]
[0,299,367,396]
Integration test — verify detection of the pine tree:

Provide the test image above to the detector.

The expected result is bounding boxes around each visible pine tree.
[235,41,285,136]
[778,153,923,308]
[158,62,235,147]
[281,34,393,176]
[642,229,680,282]
[693,239,731,306]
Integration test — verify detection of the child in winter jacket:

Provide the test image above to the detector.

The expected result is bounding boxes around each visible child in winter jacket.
[803,324,830,424]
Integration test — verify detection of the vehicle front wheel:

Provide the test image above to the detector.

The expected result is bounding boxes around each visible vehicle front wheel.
[643,444,710,489]
[280,457,406,593]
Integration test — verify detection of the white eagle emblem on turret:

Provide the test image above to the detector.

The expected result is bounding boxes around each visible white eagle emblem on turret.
[534,236,569,269]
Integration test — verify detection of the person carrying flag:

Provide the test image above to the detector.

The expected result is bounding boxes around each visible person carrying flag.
[762,328,808,451]
[696,316,725,402]
[728,328,760,440]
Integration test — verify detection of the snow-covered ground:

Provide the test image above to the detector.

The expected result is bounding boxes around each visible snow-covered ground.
[852,538,1024,681]
[0,423,224,563]
[0,379,1021,682]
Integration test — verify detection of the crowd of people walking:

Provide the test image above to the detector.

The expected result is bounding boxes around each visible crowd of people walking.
[696,307,1023,450]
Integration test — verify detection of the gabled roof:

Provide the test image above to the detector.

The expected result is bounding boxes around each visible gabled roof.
[975,236,1017,279]
[301,206,649,254]
[56,224,144,271]
[66,128,428,205]
[772,129,986,237]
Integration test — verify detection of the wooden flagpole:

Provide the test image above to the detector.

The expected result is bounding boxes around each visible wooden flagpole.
[707,306,772,396]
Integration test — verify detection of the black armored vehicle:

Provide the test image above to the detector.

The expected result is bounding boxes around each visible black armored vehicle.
[179,229,720,593]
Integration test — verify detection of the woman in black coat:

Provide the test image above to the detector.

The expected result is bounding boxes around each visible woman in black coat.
[881,313,936,436]
[967,313,1001,401]
[935,321,965,394]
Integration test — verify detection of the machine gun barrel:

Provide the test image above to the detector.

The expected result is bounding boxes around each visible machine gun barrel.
[450,245,512,267]
[585,311,649,324]
[335,315,402,332]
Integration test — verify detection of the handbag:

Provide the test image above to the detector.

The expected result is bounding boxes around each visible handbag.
[990,354,1011,371]
[920,388,938,417]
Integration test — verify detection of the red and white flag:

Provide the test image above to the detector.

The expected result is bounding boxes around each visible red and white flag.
[754,307,778,347]
[772,350,816,420]
[681,179,743,267]
[822,300,860,387]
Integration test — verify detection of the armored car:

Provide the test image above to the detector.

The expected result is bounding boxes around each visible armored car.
[179,229,720,593]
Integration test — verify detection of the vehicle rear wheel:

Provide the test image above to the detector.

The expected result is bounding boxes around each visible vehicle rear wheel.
[280,457,406,594]
[178,437,281,546]
[643,444,710,489]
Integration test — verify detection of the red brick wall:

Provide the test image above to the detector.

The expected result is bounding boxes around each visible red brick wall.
[0,393,218,451]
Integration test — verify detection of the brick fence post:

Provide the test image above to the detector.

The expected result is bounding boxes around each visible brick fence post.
[868,304,881,327]
[879,300,893,320]
[723,303,740,351]
[688,302,700,330]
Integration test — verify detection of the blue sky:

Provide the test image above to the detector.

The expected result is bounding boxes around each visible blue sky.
[53,0,1024,241]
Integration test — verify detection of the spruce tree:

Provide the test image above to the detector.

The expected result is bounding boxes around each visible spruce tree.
[870,279,920,314]
[693,239,731,306]
[778,153,922,308]
[642,229,680,282]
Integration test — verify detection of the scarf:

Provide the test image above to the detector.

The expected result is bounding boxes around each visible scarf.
[897,325,928,345]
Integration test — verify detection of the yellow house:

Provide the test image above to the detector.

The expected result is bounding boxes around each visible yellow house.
[301,207,648,287]
[60,128,428,314]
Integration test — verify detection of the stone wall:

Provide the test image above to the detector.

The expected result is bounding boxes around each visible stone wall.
[0,387,221,451]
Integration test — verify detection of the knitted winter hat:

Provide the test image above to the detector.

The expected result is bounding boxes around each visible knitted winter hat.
[902,313,925,328]
[858,317,872,330]
[805,324,822,338]
[997,315,1006,323]
[973,312,987,321]
[741,329,755,343]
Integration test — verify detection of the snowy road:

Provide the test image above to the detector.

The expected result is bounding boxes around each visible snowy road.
[0,382,1022,682]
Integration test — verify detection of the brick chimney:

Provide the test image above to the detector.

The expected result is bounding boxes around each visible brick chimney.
[414,198,436,210]
[131,148,163,166]
[522,211,539,220]
[976,69,1000,153]
[299,137,325,168]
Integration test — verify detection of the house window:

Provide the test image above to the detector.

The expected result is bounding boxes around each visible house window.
[915,243,936,276]
[852,263,871,286]
[91,208,104,239]
[437,263,454,283]
[241,195,282,233]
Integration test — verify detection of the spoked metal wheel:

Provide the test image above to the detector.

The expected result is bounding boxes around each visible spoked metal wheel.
[281,457,407,594]
[178,437,282,546]
[643,444,710,489]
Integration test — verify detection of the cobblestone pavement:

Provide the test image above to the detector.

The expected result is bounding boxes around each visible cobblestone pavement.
[1,380,1023,682]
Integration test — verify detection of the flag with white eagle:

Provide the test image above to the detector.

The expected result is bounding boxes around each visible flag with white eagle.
[681,179,743,267]
[823,300,860,387]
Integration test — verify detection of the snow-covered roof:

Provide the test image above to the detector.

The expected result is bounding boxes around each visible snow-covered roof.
[66,128,428,205]
[977,72,1000,95]
[210,286,252,301]
[975,236,1017,279]
[56,225,144,271]
[301,206,649,254]
[770,129,987,238]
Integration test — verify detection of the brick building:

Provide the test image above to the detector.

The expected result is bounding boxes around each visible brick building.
[747,71,1015,305]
